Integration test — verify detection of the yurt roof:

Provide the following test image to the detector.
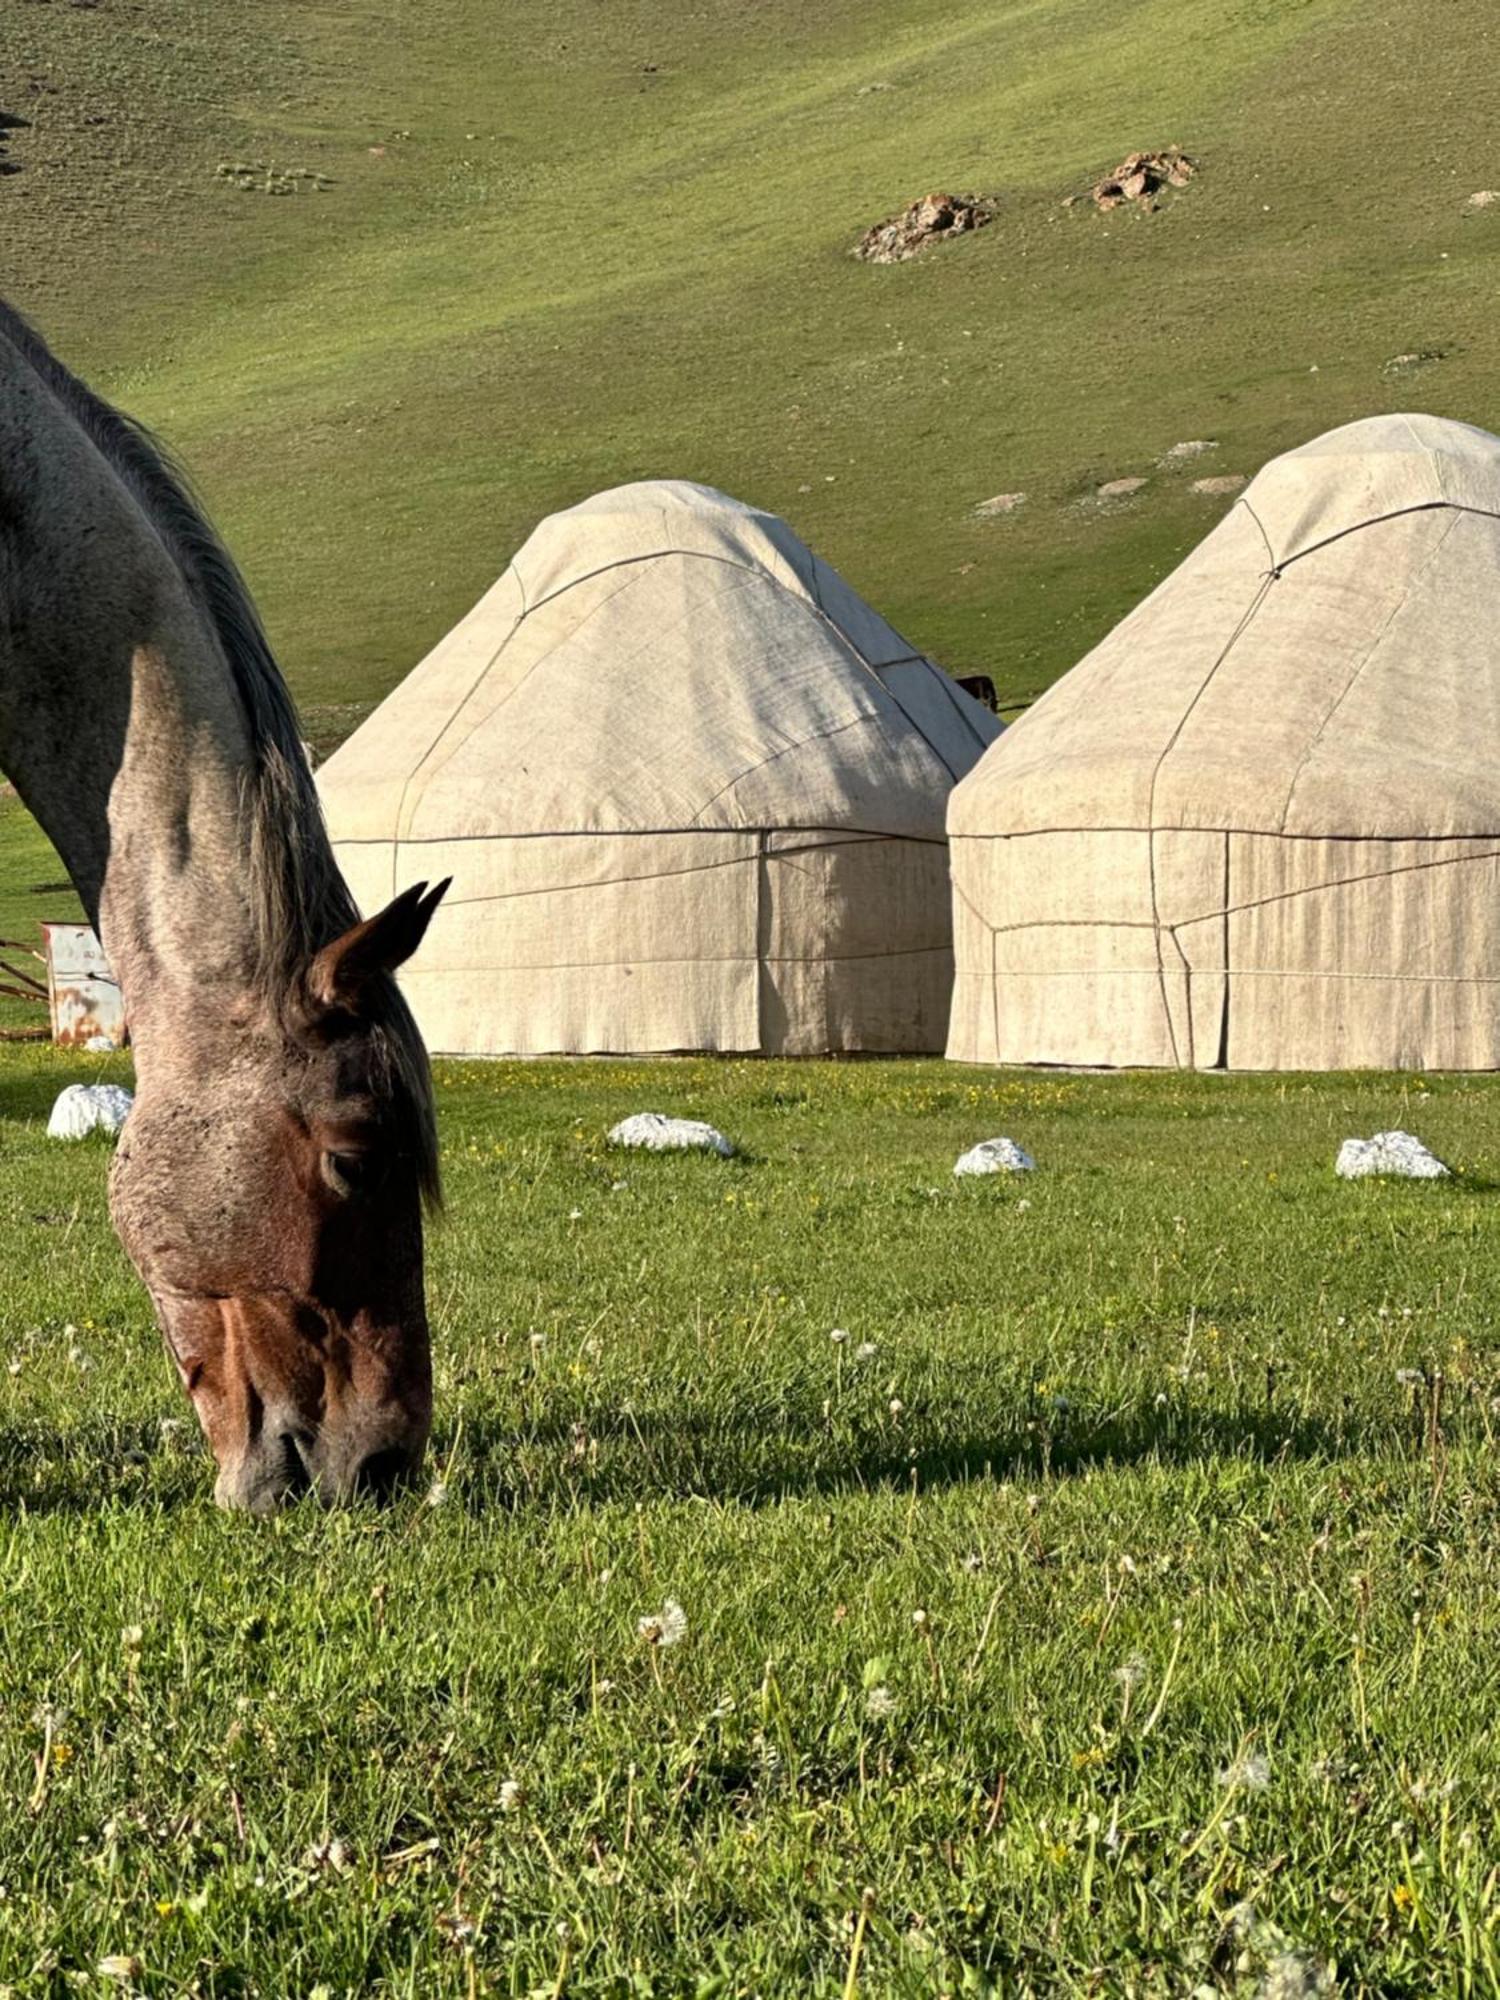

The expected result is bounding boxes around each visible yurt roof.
[950,414,1500,843]
[321,480,998,847]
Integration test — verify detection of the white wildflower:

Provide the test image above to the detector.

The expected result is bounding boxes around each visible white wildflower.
[865,1685,897,1720]
[888,1398,904,1418]
[1218,1750,1272,1791]
[1257,1949,1333,1998]
[426,1478,449,1508]
[568,1207,583,1221]
[1395,1368,1424,1387]
[1113,1655,1147,1690]
[638,1598,688,1649]
[498,1779,525,1814]
[855,1341,877,1362]
[120,1625,143,1650]
[830,1328,850,1345]
[911,1607,928,1628]
[963,1552,984,1573]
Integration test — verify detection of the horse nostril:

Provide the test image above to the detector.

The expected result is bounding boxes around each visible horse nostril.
[354,1446,413,1500]
[279,1431,314,1498]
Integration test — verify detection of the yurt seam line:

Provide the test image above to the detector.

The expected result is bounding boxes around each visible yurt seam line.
[396,563,662,840]
[949,827,1500,844]
[1144,569,1279,1067]
[972,967,1500,987]
[1275,511,1461,835]
[965,843,1500,938]
[688,714,900,825]
[361,825,947,851]
[389,565,526,855]
[1268,498,1496,576]
[400,945,951,971]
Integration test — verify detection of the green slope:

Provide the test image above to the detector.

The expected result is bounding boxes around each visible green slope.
[5,0,1500,748]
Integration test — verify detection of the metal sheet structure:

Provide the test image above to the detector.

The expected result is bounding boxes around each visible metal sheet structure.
[42,923,128,1047]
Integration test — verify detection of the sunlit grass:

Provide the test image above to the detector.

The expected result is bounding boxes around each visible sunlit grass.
[3,1042,1500,1993]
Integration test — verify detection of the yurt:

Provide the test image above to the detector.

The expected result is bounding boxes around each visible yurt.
[320,480,999,1055]
[948,413,1500,1072]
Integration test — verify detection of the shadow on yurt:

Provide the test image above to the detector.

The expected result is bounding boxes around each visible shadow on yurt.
[948,414,1500,1072]
[319,481,999,1056]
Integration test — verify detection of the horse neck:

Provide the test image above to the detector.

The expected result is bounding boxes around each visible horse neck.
[0,360,269,1049]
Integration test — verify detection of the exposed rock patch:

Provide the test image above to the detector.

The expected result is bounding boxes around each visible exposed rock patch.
[1466,190,1499,210]
[215,160,333,196]
[1160,439,1217,463]
[48,1084,133,1141]
[1191,474,1246,495]
[1383,348,1444,376]
[609,1112,735,1158]
[1091,147,1195,212]
[974,491,1026,516]
[855,190,995,263]
[1335,1130,1449,1181]
[1097,476,1147,499]
[954,1137,1035,1176]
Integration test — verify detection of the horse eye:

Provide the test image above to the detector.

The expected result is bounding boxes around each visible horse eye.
[322,1150,373,1197]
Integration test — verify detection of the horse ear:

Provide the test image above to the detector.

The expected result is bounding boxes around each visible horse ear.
[306,879,450,1012]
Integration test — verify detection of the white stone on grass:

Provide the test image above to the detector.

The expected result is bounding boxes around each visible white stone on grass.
[609,1112,735,1158]
[954,1136,1035,1177]
[47,1083,134,1141]
[1335,1130,1449,1181]
[84,1035,118,1054]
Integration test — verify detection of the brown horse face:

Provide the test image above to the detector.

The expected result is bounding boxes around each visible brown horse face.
[109,882,448,1511]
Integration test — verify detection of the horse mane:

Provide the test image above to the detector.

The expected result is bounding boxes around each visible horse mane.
[0,299,440,1203]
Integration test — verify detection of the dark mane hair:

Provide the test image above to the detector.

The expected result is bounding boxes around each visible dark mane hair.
[0,299,440,1203]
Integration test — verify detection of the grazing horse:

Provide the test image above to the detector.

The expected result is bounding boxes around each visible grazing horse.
[0,299,448,1510]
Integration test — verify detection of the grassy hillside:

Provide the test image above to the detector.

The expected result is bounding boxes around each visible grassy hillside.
[6,0,1500,747]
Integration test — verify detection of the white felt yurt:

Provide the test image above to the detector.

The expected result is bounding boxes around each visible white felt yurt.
[948,414,1500,1071]
[320,481,999,1055]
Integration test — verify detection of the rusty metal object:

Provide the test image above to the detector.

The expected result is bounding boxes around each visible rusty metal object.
[41,922,129,1047]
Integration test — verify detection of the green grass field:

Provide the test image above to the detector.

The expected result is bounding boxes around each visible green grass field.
[3,1047,1500,1994]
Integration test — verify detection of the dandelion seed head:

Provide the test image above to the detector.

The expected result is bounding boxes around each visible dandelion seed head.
[498,1779,525,1814]
[638,1598,688,1648]
[1218,1751,1272,1792]
[1257,1949,1332,1998]
[865,1685,896,1720]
